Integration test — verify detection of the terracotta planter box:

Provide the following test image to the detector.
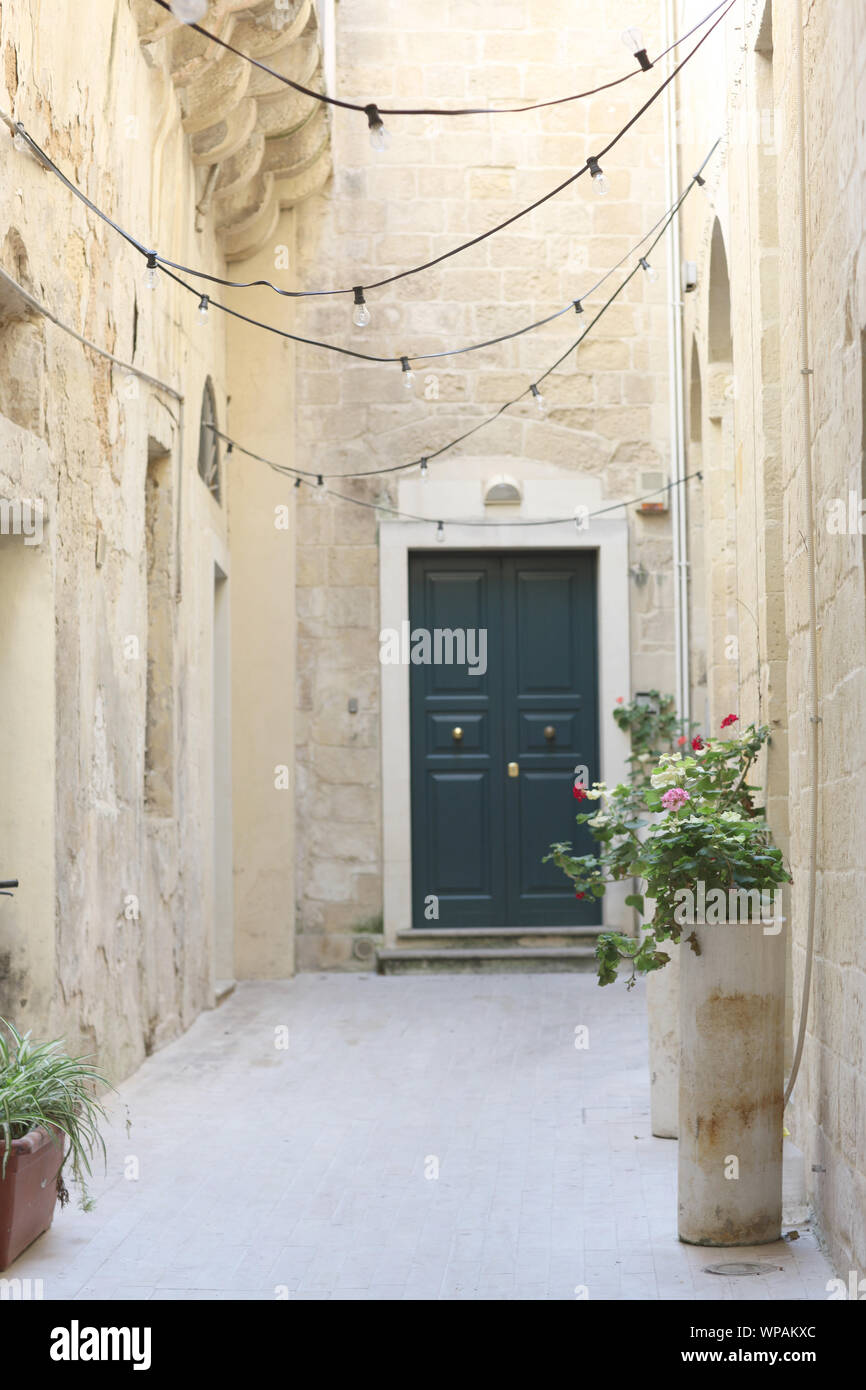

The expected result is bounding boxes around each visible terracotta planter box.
[0,1125,64,1270]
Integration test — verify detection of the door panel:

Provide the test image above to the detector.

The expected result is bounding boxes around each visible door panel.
[409,551,599,929]
[409,556,506,927]
[504,554,599,925]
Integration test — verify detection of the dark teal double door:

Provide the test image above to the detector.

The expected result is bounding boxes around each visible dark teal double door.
[409,550,599,929]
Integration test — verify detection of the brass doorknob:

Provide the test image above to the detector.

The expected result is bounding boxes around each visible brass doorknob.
[507,762,519,778]
[452,726,463,742]
[544,724,556,742]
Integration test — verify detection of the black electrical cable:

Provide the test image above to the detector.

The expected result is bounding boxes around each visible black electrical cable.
[258,463,704,531]
[7,120,718,369]
[150,0,727,118]
[204,149,716,483]
[13,0,732,306]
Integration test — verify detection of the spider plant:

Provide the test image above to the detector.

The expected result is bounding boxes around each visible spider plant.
[0,1019,112,1211]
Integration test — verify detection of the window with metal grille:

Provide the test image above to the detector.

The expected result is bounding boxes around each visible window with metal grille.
[197,377,220,502]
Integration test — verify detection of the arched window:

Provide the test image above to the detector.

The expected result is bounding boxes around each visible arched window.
[197,378,221,503]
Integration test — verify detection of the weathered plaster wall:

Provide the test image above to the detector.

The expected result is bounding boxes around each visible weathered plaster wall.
[0,0,233,1080]
[292,0,678,966]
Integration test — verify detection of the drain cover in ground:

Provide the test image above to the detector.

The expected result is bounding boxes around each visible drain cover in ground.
[703,1262,777,1276]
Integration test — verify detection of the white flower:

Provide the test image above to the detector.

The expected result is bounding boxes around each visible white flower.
[587,813,610,828]
[650,768,680,789]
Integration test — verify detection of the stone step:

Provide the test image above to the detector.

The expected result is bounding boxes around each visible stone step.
[376,944,600,975]
[392,926,604,951]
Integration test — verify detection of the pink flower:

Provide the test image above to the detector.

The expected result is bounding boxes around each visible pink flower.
[616,696,624,705]
[677,735,687,746]
[661,787,691,812]
[721,713,738,729]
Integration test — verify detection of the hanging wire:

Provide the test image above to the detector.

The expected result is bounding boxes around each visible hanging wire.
[150,0,728,118]
[201,141,719,481]
[7,0,733,306]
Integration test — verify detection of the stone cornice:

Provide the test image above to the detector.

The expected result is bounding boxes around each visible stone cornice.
[133,0,331,262]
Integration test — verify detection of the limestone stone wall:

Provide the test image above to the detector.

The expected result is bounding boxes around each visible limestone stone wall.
[292,0,680,966]
[0,0,232,1079]
[676,0,866,1277]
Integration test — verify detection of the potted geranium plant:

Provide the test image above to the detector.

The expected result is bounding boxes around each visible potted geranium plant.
[0,1019,111,1269]
[546,718,792,1245]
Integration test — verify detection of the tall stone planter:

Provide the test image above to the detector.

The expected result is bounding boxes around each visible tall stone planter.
[678,921,786,1245]
[647,940,680,1138]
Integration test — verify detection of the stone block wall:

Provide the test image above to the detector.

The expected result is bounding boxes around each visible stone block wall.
[292,0,680,965]
[676,0,866,1276]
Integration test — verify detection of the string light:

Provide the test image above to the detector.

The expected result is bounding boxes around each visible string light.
[419,458,429,481]
[149,0,731,121]
[0,243,705,537]
[639,256,659,283]
[401,357,415,390]
[352,287,371,328]
[201,155,718,485]
[9,0,732,308]
[10,107,714,366]
[314,474,326,502]
[587,156,608,196]
[365,104,391,152]
[143,252,159,291]
[530,383,546,413]
[436,522,445,543]
[170,0,207,21]
[622,27,653,71]
[197,294,209,324]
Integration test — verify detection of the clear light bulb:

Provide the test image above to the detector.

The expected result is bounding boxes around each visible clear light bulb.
[171,0,208,22]
[352,287,371,328]
[314,476,327,503]
[436,522,445,543]
[143,254,159,291]
[365,104,391,153]
[531,383,545,413]
[401,357,415,390]
[587,156,608,196]
[419,458,429,481]
[369,122,391,153]
[640,257,659,284]
[621,27,652,69]
[12,130,27,154]
[197,294,209,324]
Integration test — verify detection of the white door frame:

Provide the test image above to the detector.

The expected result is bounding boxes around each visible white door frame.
[378,474,632,946]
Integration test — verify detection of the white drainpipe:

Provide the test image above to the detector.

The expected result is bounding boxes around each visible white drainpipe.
[663,0,690,729]
[646,0,690,1143]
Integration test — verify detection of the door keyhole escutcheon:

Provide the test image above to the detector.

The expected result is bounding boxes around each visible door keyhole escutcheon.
[507,762,519,778]
[544,724,556,742]
[452,726,463,743]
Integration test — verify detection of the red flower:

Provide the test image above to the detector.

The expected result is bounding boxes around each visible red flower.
[616,696,624,704]
[573,784,587,801]
[575,891,585,899]
[720,713,738,729]
[692,736,704,751]
[677,735,687,746]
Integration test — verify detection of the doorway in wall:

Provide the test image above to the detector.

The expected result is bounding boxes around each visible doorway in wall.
[213,563,234,983]
[408,550,599,929]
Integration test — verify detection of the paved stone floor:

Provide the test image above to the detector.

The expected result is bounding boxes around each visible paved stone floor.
[13,974,834,1300]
